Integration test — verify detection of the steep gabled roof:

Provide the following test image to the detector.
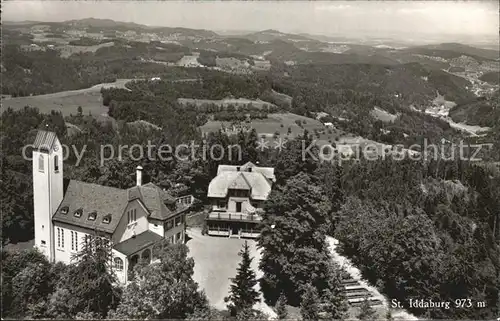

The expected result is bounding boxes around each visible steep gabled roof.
[127,183,184,221]
[217,162,275,181]
[53,179,185,232]
[33,130,57,151]
[228,173,251,190]
[53,180,128,234]
[208,165,274,200]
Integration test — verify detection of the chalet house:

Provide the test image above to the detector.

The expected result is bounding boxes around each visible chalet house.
[32,131,193,284]
[206,162,275,238]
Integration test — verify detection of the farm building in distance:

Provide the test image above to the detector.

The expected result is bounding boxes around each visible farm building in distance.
[206,162,275,238]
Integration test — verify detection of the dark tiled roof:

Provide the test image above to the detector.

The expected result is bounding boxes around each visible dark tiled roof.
[113,230,163,256]
[131,183,180,221]
[53,180,128,234]
[53,180,183,232]
[33,130,57,151]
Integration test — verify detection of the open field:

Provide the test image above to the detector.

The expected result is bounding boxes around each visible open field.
[200,112,348,151]
[186,228,277,317]
[1,79,135,117]
[370,107,398,122]
[178,97,276,109]
[57,41,115,58]
[201,112,329,136]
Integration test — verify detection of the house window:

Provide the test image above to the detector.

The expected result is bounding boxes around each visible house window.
[175,216,181,226]
[71,231,78,251]
[176,232,182,243]
[127,209,137,224]
[41,240,46,245]
[114,257,124,271]
[54,155,59,172]
[165,219,173,231]
[38,155,44,172]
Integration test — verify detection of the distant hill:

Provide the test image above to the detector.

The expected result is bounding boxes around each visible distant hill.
[280,62,473,105]
[240,29,315,43]
[5,18,220,38]
[64,18,145,30]
[479,71,500,85]
[265,41,400,65]
[449,91,500,127]
[404,43,499,61]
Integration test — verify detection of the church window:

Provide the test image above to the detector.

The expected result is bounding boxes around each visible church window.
[114,257,124,271]
[71,231,78,251]
[38,155,44,172]
[54,155,59,172]
[57,228,64,249]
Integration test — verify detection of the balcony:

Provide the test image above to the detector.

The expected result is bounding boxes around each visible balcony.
[207,211,262,222]
[175,195,194,208]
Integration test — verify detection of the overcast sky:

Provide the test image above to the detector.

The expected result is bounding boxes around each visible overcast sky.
[3,1,499,38]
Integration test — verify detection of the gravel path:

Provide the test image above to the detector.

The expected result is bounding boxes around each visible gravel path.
[186,228,277,318]
[326,237,419,320]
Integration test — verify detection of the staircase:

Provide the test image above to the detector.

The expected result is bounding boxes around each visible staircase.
[341,277,383,307]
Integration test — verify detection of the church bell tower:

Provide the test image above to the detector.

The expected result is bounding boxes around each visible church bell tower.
[32,131,64,262]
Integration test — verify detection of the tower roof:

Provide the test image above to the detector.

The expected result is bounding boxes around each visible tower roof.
[33,130,57,151]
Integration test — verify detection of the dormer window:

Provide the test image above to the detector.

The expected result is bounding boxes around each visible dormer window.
[74,208,83,218]
[60,206,69,214]
[248,167,252,172]
[88,211,97,221]
[103,214,112,224]
[236,166,240,171]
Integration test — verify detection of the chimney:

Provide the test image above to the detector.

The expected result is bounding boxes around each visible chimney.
[136,165,143,186]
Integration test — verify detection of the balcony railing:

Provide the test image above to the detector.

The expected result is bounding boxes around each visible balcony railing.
[175,195,194,207]
[208,212,262,222]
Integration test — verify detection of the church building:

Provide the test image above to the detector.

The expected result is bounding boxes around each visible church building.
[32,131,193,284]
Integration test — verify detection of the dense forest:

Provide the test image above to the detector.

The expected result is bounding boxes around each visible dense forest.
[1,29,499,319]
[1,103,499,319]
[449,89,500,127]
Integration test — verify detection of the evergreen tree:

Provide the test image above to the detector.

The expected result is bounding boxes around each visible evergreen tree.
[386,307,394,321]
[224,241,260,315]
[300,284,320,320]
[110,242,208,319]
[48,234,120,318]
[259,172,336,305]
[236,307,268,320]
[357,296,377,321]
[275,292,288,319]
